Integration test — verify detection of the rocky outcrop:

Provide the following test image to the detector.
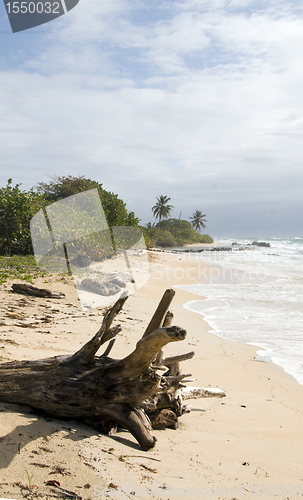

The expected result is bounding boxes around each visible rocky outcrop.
[70,254,92,267]
[81,278,121,296]
[251,241,271,247]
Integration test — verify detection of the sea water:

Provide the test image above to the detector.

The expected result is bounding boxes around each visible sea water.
[174,237,303,385]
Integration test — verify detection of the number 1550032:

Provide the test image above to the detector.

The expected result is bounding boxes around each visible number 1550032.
[5,2,60,14]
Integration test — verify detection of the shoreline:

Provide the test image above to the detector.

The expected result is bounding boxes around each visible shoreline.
[1,251,303,498]
[149,243,232,254]
[182,297,302,388]
[150,245,303,387]
[146,249,302,383]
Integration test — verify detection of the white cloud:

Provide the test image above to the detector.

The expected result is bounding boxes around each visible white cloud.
[0,0,303,235]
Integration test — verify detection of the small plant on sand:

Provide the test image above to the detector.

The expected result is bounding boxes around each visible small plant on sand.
[25,469,34,490]
[14,470,38,499]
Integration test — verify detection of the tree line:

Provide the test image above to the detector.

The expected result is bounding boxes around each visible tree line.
[152,194,207,231]
[146,194,213,247]
[0,176,139,256]
[0,176,213,257]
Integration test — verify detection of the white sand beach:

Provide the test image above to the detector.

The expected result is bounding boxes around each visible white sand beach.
[1,250,303,499]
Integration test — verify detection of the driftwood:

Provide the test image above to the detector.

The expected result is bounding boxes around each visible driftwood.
[12,283,65,299]
[180,387,226,399]
[0,288,225,450]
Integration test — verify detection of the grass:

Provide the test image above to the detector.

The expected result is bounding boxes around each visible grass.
[0,255,48,284]
[25,470,34,490]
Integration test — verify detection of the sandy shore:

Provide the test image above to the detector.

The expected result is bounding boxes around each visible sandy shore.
[1,251,303,499]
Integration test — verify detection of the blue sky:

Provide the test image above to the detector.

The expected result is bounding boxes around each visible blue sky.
[0,0,303,237]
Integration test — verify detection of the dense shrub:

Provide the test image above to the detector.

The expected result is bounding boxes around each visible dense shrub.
[145,218,213,247]
[0,176,213,256]
[198,234,214,244]
[0,179,45,255]
[0,176,141,257]
[149,228,177,247]
[37,175,140,228]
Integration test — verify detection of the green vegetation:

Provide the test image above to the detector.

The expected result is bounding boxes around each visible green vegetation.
[37,175,139,227]
[0,179,45,256]
[148,195,213,247]
[0,255,48,284]
[0,180,214,267]
[25,470,34,491]
[0,176,140,258]
[152,195,174,222]
[189,210,207,232]
[145,218,213,247]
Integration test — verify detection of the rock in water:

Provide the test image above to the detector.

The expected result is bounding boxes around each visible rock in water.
[251,241,271,247]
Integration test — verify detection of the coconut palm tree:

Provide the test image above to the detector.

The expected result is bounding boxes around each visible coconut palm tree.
[152,195,174,222]
[189,210,207,232]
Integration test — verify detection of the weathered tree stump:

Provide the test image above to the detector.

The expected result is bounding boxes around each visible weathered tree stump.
[0,289,196,450]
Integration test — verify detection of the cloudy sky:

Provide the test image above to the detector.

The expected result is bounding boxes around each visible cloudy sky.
[0,0,302,238]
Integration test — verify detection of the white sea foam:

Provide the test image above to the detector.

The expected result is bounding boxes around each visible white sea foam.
[174,237,303,385]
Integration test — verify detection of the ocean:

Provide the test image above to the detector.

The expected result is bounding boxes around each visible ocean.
[174,237,303,386]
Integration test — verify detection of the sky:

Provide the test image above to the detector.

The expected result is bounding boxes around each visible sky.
[0,0,303,238]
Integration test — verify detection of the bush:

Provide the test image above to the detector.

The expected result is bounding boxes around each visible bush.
[0,179,45,256]
[152,229,177,247]
[0,176,141,257]
[199,234,214,244]
[156,219,213,246]
[144,219,214,248]
[139,226,153,249]
[37,175,140,228]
